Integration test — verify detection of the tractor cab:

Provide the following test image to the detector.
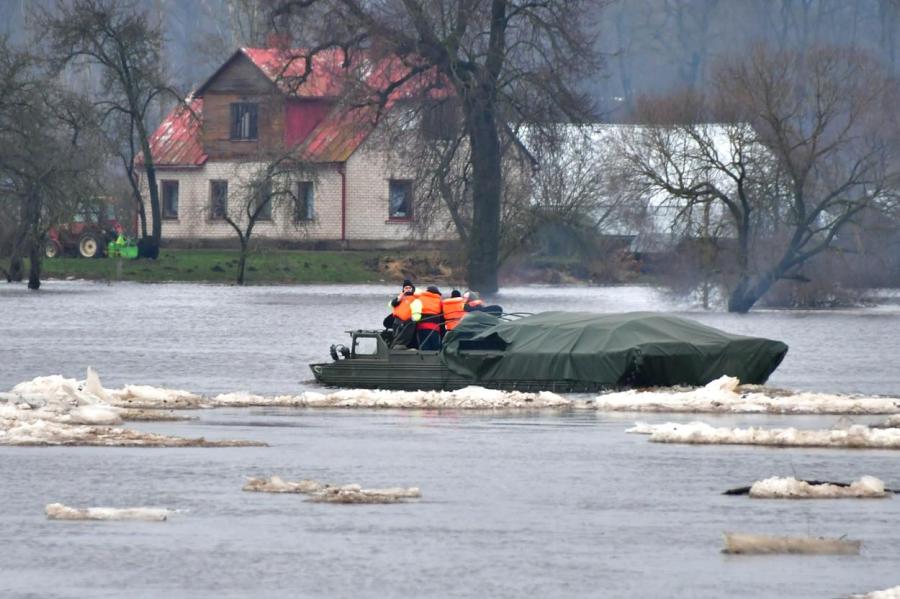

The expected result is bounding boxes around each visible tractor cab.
[329,330,390,362]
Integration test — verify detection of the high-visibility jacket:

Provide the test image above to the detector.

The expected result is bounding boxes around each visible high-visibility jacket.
[442,297,466,331]
[391,293,416,321]
[411,291,443,330]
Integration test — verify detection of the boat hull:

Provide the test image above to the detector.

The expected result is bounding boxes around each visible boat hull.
[309,350,608,393]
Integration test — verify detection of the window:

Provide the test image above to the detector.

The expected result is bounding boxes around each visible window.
[253,180,272,220]
[422,100,459,140]
[294,181,314,222]
[209,180,228,220]
[161,180,179,219]
[230,102,258,140]
[388,180,413,220]
[353,336,378,356]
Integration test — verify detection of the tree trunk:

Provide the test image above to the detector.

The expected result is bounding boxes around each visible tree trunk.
[138,121,162,255]
[27,237,42,290]
[727,273,776,313]
[236,243,248,285]
[8,256,24,282]
[464,94,502,294]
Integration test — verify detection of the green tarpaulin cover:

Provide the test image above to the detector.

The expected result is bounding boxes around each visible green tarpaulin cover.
[441,311,788,387]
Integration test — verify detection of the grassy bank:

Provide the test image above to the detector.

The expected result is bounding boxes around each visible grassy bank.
[39,249,391,284]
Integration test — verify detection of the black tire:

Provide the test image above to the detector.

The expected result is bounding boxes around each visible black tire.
[78,233,102,258]
[44,240,62,259]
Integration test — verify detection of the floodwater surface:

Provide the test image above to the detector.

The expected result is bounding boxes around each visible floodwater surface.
[1,281,899,598]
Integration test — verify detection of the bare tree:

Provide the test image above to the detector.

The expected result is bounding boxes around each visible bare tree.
[218,154,317,284]
[0,38,104,289]
[617,46,900,312]
[271,0,601,294]
[42,0,177,258]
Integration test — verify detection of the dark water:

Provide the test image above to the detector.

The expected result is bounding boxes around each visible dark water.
[1,282,899,598]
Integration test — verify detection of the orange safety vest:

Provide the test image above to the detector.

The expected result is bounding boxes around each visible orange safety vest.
[442,297,466,331]
[392,293,415,321]
[413,291,443,330]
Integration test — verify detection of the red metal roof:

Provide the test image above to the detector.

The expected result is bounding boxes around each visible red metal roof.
[242,47,348,97]
[138,98,206,168]
[142,48,452,168]
[292,55,451,162]
[297,104,381,163]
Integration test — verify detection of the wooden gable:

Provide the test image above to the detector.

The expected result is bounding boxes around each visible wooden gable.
[198,53,284,160]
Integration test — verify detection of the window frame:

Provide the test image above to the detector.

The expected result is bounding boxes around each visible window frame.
[293,181,315,223]
[161,180,179,220]
[209,180,228,221]
[229,102,259,141]
[387,179,414,221]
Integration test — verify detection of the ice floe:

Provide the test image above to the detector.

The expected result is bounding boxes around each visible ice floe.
[748,476,888,499]
[851,586,900,599]
[214,386,569,409]
[628,421,900,449]
[46,503,171,521]
[308,484,422,504]
[595,376,900,414]
[722,532,861,555]
[243,476,421,503]
[1,369,262,447]
[243,476,324,494]
[1,418,263,447]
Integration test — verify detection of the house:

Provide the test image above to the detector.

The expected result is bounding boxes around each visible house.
[138,47,455,249]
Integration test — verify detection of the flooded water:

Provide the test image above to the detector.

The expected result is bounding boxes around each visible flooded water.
[2,281,899,598]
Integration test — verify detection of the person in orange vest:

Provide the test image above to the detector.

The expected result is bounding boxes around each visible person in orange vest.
[442,289,466,333]
[387,279,417,349]
[410,285,443,350]
[463,290,485,311]
[464,290,503,316]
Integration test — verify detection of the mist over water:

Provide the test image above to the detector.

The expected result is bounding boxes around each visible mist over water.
[1,282,899,598]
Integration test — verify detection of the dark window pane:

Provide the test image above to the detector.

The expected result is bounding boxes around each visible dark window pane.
[389,180,412,219]
[230,103,259,140]
[294,181,314,221]
[210,180,227,219]
[162,180,179,219]
[255,181,272,220]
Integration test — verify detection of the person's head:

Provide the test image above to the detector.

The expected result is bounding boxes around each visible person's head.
[426,285,441,295]
[402,279,415,294]
[451,289,461,298]
[466,290,480,301]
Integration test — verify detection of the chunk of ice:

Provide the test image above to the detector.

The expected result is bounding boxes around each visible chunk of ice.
[46,503,171,521]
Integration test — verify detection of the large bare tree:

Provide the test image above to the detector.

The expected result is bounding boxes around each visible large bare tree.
[42,0,175,258]
[617,46,900,312]
[0,38,104,289]
[272,0,600,293]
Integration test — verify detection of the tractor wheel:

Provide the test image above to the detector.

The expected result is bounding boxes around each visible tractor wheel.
[78,233,102,258]
[44,240,62,259]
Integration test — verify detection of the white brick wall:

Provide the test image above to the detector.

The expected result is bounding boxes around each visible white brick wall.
[142,143,458,243]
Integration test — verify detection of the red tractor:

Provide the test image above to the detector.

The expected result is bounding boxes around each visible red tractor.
[45,202,127,259]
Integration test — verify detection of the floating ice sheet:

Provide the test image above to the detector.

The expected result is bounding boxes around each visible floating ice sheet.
[749,476,888,499]
[595,376,900,414]
[243,476,421,503]
[243,476,324,494]
[628,421,900,449]
[1,370,262,447]
[722,532,861,555]
[46,503,171,521]
[214,386,569,409]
